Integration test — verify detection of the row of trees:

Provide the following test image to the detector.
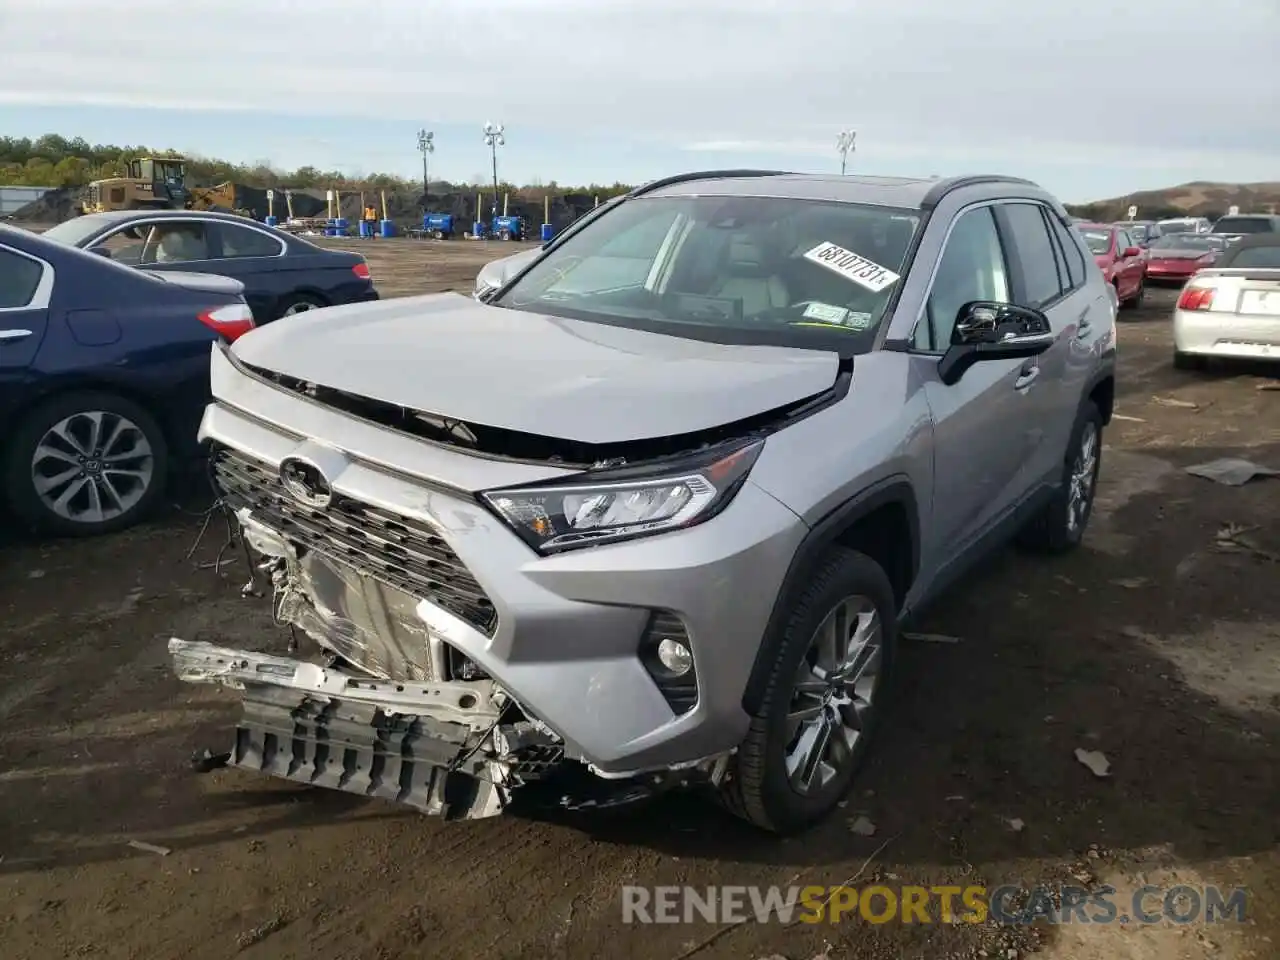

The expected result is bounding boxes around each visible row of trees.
[0,134,635,198]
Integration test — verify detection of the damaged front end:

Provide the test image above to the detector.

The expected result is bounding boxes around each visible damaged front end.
[171,505,566,820]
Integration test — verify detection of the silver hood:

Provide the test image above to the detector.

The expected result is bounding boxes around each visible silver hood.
[230,293,840,444]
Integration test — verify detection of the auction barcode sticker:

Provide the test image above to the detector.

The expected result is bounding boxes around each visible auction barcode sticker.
[804,242,900,293]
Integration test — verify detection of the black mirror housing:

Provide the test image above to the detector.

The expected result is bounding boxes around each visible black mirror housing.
[938,301,1055,386]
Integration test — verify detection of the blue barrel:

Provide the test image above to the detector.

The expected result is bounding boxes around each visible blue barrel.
[358,220,372,238]
[334,218,349,235]
[540,223,554,243]
[473,221,485,238]
[265,215,278,227]
[379,219,395,238]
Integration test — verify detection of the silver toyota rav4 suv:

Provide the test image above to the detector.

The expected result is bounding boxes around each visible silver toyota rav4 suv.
[171,171,1117,834]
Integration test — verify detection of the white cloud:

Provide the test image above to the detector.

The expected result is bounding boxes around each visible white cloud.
[3,0,1278,176]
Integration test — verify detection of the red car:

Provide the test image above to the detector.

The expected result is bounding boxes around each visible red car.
[1075,223,1147,307]
[1143,232,1226,285]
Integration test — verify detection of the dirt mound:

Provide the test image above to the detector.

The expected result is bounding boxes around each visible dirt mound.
[10,187,86,223]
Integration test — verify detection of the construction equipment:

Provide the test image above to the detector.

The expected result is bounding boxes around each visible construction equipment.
[82,157,191,213]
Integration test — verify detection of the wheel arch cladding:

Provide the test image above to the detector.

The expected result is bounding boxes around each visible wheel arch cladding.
[1088,374,1114,425]
[741,478,920,715]
[3,379,174,458]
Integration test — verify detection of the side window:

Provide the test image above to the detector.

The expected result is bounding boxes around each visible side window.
[1047,212,1086,290]
[140,223,211,264]
[219,223,284,259]
[912,206,1010,353]
[93,222,159,265]
[1002,203,1062,307]
[0,249,44,309]
[1116,230,1133,254]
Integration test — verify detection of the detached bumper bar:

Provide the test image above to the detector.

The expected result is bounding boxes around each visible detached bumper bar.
[169,638,508,819]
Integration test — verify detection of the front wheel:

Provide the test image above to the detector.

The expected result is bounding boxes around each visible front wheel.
[1017,400,1103,553]
[3,391,168,537]
[720,548,896,835]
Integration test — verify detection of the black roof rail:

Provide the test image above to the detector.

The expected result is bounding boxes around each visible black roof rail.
[628,169,793,199]
[921,174,1042,209]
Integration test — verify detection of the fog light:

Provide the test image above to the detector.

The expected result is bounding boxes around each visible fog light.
[657,638,693,675]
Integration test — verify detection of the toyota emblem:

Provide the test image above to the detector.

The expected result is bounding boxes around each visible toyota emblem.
[279,456,332,508]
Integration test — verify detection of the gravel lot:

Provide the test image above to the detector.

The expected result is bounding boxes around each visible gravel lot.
[1,239,1277,960]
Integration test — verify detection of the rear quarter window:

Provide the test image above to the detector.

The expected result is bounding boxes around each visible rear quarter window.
[0,249,44,308]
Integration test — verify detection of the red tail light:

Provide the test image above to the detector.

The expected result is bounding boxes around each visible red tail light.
[352,261,371,280]
[198,303,256,342]
[1176,286,1215,311]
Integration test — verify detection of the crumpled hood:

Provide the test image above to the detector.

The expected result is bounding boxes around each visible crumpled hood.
[230,293,840,444]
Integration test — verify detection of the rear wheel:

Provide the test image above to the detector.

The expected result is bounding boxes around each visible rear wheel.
[3,391,168,537]
[720,548,895,835]
[277,292,327,319]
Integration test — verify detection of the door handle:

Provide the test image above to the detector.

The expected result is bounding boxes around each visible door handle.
[0,329,33,342]
[1014,366,1040,390]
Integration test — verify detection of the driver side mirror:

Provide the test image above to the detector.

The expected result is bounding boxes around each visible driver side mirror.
[1123,246,1142,258]
[938,301,1055,386]
[88,245,113,259]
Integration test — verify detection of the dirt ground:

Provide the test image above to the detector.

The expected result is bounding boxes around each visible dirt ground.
[1,240,1277,960]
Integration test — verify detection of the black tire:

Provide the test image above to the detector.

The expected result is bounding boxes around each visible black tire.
[276,292,327,320]
[433,229,444,240]
[3,391,169,537]
[1173,350,1206,371]
[1017,400,1103,554]
[720,547,897,835]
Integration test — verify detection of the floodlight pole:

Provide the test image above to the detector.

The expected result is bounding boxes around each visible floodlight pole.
[417,129,434,204]
[483,122,505,222]
[837,130,856,176]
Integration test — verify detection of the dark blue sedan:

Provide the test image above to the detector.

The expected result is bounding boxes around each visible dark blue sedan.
[42,210,379,323]
[1,223,252,537]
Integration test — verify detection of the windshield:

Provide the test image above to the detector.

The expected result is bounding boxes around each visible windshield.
[1078,229,1112,254]
[42,215,116,247]
[493,195,921,346]
[1213,217,1275,235]
[1223,245,1280,269]
[1149,234,1218,252]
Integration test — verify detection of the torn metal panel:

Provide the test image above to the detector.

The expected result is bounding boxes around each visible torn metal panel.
[168,638,499,726]
[232,683,508,819]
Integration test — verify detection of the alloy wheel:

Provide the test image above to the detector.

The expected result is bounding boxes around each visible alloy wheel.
[283,301,315,316]
[30,411,154,524]
[1067,421,1099,534]
[784,595,882,796]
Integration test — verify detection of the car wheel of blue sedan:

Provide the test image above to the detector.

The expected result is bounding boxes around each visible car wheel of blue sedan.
[4,391,169,537]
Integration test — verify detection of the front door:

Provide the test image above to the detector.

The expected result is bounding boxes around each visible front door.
[909,204,1039,566]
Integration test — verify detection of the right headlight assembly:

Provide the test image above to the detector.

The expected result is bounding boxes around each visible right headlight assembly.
[480,439,764,554]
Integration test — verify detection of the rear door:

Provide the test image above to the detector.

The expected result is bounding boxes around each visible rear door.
[0,244,54,425]
[206,220,291,320]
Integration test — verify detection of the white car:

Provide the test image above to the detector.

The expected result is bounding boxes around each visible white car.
[1158,216,1211,235]
[1173,235,1280,368]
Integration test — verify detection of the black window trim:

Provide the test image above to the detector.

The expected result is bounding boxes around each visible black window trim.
[992,200,1075,312]
[1045,206,1087,295]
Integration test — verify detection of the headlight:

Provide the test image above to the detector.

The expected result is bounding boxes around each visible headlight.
[481,440,763,553]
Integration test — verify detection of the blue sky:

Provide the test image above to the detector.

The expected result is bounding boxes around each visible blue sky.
[3,0,1278,204]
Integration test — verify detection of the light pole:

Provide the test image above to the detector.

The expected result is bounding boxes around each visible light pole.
[837,130,856,176]
[483,121,505,222]
[416,129,434,204]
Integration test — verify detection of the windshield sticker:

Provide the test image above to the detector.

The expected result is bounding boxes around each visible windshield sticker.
[802,302,849,324]
[804,241,900,293]
[845,311,873,330]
